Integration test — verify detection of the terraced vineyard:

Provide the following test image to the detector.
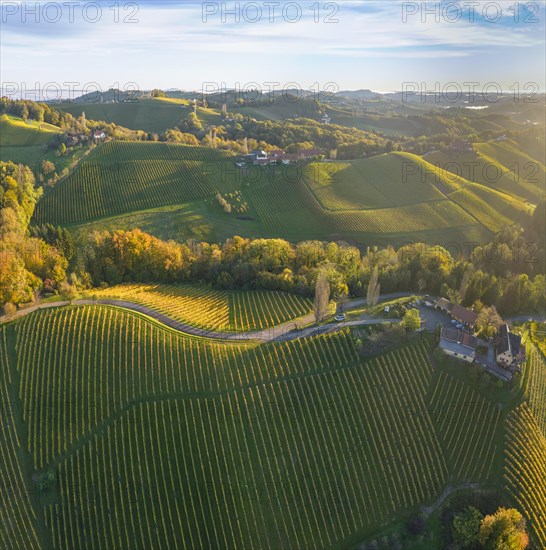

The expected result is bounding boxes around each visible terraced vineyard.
[504,404,546,548]
[427,142,546,204]
[2,307,543,548]
[522,344,546,437]
[29,140,534,248]
[304,154,448,210]
[33,142,238,225]
[249,161,487,238]
[90,284,313,331]
[0,328,42,549]
[247,170,329,234]
[0,307,466,547]
[299,150,532,237]
[448,183,531,233]
[427,370,500,481]
[327,200,477,234]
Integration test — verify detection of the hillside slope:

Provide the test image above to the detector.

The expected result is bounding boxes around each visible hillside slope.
[0,114,60,147]
[56,98,194,133]
[33,141,238,225]
[0,305,517,549]
[426,140,545,204]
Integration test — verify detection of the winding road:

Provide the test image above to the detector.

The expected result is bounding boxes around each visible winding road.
[2,293,542,342]
[0,294,408,342]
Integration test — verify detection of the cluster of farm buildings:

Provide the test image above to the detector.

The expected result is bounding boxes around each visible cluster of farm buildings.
[435,297,524,380]
[236,149,323,167]
[64,130,106,148]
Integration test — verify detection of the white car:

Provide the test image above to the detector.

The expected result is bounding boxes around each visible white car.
[334,313,346,322]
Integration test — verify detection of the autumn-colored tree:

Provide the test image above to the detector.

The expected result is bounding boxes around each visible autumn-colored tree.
[478,507,528,550]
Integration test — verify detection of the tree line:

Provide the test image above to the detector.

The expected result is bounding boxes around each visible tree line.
[66,227,545,317]
[1,154,544,317]
[0,162,68,308]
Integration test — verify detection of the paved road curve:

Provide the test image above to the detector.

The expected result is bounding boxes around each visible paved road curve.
[2,294,541,342]
[0,294,409,342]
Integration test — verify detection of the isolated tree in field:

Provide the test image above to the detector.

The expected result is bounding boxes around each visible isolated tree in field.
[58,143,67,155]
[478,507,528,550]
[401,308,421,331]
[366,267,380,306]
[314,271,330,324]
[452,506,483,548]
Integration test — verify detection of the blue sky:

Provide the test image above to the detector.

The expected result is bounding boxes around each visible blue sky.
[1,0,544,96]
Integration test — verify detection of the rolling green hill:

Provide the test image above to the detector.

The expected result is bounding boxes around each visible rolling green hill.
[1,305,526,549]
[426,140,545,204]
[56,98,192,133]
[0,114,60,147]
[33,141,239,225]
[33,142,533,247]
[301,152,531,235]
[0,114,87,174]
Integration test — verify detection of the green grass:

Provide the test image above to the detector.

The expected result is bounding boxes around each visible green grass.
[32,141,238,225]
[88,284,313,331]
[1,305,531,548]
[0,114,89,175]
[304,154,446,210]
[56,98,191,133]
[426,141,545,204]
[57,97,222,133]
[448,184,531,233]
[0,114,60,147]
[196,106,223,126]
[32,142,527,248]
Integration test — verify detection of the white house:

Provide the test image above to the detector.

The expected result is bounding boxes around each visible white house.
[439,326,477,363]
[93,130,106,140]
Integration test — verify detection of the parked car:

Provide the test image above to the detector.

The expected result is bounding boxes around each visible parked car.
[334,313,346,322]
